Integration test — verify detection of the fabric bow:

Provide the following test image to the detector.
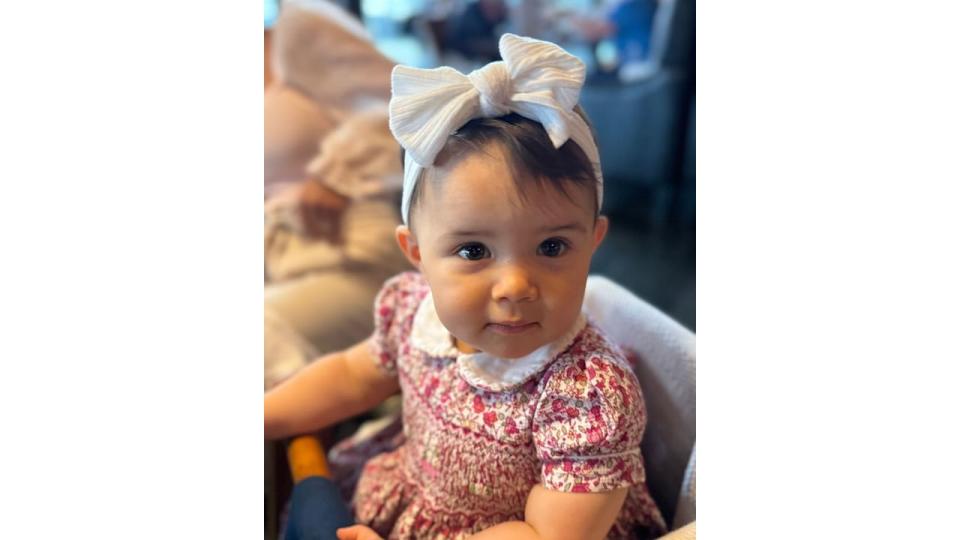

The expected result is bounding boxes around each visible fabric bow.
[388,33,603,223]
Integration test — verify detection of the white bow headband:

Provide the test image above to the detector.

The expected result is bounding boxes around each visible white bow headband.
[388,33,603,224]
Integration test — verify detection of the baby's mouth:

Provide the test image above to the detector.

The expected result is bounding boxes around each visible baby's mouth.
[486,321,539,335]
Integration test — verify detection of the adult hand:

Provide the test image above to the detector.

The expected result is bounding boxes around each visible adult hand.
[299,180,349,240]
[336,524,385,540]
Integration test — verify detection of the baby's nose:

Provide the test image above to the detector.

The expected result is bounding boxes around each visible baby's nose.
[491,266,539,303]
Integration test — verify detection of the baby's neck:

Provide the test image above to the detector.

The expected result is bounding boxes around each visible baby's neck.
[454,338,480,354]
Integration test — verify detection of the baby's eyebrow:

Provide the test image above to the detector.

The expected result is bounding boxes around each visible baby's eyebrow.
[539,222,587,234]
[444,229,494,238]
[442,223,587,239]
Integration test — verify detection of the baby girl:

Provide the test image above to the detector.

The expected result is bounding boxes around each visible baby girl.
[265,33,666,540]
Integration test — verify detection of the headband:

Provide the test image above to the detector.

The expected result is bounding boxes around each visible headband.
[388,33,603,224]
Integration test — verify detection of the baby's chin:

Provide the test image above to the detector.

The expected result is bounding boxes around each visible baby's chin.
[472,337,545,359]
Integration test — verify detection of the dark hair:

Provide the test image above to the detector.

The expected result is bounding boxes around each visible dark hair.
[405,105,600,227]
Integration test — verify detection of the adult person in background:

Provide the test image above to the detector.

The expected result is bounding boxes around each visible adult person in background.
[265,109,410,389]
[265,0,395,196]
[444,0,509,62]
[563,0,659,79]
[264,0,409,389]
[607,0,659,65]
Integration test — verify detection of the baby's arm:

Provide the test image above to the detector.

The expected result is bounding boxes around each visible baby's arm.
[468,484,628,540]
[264,339,399,440]
[335,485,628,540]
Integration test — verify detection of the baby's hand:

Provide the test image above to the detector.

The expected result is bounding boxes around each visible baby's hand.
[336,524,384,540]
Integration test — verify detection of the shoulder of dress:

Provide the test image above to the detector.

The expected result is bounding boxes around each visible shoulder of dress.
[382,270,426,291]
[378,271,429,306]
[536,324,642,405]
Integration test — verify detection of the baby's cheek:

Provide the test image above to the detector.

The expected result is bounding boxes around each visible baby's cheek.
[449,281,489,311]
[548,288,585,324]
[434,296,480,334]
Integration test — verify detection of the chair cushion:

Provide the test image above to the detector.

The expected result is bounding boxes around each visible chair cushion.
[585,276,696,525]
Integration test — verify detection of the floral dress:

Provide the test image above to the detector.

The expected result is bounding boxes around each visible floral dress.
[330,272,666,539]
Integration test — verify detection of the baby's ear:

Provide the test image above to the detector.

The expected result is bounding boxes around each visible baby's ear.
[395,225,422,268]
[592,215,609,251]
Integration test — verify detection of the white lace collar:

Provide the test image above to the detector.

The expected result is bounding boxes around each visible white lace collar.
[410,292,586,392]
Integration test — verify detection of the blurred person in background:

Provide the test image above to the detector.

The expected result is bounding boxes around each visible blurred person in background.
[264,0,409,390]
[444,0,509,62]
[562,0,659,79]
[606,0,659,65]
[265,109,410,389]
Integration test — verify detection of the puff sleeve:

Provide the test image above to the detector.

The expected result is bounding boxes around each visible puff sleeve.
[367,271,425,375]
[532,353,649,493]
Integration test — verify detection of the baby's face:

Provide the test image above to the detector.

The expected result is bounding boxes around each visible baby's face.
[403,144,607,359]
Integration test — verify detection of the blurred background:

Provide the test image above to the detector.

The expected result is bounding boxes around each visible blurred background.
[264,0,695,330]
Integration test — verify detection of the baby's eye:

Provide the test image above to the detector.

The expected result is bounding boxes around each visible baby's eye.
[456,243,490,261]
[538,238,568,258]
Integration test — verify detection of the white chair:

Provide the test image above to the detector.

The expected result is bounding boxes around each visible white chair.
[585,276,696,537]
